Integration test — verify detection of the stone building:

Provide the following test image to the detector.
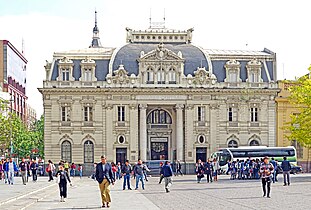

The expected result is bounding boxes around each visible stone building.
[40,13,279,173]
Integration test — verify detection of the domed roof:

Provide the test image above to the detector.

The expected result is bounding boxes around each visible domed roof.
[111,43,209,76]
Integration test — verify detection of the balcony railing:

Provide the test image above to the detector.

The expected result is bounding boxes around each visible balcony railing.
[61,121,71,127]
[83,121,93,127]
[228,122,238,127]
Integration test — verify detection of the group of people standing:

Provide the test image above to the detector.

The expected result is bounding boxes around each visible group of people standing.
[195,158,220,183]
[0,157,40,185]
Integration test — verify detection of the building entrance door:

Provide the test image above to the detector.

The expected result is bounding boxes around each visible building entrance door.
[196,147,207,162]
[116,148,127,164]
[151,142,168,160]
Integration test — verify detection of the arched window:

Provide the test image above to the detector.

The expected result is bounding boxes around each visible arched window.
[157,68,165,84]
[168,67,176,84]
[228,140,238,148]
[61,140,72,162]
[147,109,172,124]
[84,140,94,163]
[146,67,154,84]
[249,140,260,146]
[198,135,205,144]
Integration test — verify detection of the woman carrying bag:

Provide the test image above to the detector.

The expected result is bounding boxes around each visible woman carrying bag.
[56,165,72,202]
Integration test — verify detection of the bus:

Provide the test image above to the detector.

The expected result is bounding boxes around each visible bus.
[211,146,297,173]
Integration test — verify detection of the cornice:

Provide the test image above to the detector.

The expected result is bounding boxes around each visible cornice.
[39,87,280,95]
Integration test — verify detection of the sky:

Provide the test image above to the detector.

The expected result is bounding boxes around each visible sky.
[0,0,310,117]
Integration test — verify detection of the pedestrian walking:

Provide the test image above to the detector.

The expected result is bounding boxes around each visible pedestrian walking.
[195,159,204,183]
[281,156,291,186]
[78,164,83,178]
[56,164,72,202]
[3,158,9,184]
[142,161,150,182]
[7,158,18,185]
[47,160,55,182]
[260,156,274,198]
[134,159,147,190]
[95,155,115,208]
[19,158,28,185]
[175,160,184,176]
[30,159,39,182]
[70,163,76,177]
[121,160,132,190]
[161,161,173,193]
[158,162,164,184]
[116,162,122,180]
[270,158,277,183]
[0,159,3,181]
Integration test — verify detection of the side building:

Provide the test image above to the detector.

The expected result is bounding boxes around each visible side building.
[40,15,279,174]
[276,81,311,172]
[0,40,28,121]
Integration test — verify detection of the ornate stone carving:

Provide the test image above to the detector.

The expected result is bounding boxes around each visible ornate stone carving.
[224,59,242,83]
[192,67,217,85]
[107,64,137,85]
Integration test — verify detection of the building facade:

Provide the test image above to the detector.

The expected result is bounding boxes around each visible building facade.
[276,81,311,172]
[40,15,279,173]
[0,40,28,121]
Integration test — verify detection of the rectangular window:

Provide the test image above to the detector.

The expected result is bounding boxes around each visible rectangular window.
[228,107,233,121]
[61,106,70,121]
[157,69,165,84]
[229,71,237,83]
[118,106,125,122]
[84,106,93,121]
[250,107,258,122]
[62,69,70,81]
[198,106,205,122]
[249,72,258,83]
[84,69,92,81]
[147,71,154,82]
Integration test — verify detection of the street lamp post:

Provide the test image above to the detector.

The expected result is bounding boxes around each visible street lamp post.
[9,93,14,156]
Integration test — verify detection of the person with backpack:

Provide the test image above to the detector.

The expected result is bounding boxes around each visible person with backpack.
[56,164,72,202]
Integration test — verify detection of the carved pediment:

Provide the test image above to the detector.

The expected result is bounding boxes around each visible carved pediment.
[81,56,96,64]
[107,64,137,85]
[59,57,73,64]
[192,67,216,85]
[138,43,184,62]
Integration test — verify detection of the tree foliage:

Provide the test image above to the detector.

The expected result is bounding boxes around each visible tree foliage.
[0,99,44,158]
[286,66,311,148]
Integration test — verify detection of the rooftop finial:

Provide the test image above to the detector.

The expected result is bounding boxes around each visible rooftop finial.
[90,10,102,48]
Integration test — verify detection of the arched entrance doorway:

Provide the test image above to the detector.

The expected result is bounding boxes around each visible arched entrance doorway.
[147,109,172,160]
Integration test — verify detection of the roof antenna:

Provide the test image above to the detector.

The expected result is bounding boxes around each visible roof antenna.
[163,8,166,28]
[149,8,152,28]
[22,38,25,55]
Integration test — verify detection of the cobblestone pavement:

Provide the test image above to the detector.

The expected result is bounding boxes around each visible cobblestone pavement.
[1,174,310,210]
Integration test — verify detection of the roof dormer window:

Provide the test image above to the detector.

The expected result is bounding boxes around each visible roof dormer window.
[57,57,74,82]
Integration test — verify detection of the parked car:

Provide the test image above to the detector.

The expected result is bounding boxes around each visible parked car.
[290,163,302,174]
[278,163,302,175]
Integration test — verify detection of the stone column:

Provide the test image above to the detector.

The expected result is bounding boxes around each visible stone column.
[176,104,184,161]
[139,104,147,161]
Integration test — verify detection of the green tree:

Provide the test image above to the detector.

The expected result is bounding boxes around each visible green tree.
[286,66,311,147]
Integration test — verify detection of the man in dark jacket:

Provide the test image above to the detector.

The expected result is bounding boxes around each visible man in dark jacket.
[161,161,173,193]
[30,159,39,182]
[95,155,115,208]
[281,156,291,186]
[204,160,212,183]
[121,160,132,190]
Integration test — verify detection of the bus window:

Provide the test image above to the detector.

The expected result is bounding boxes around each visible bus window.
[219,152,231,166]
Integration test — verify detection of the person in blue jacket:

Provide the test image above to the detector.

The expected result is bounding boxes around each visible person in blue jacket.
[160,161,173,193]
[281,156,291,186]
[5,158,18,185]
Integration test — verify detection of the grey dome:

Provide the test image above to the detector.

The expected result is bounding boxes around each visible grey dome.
[112,43,209,76]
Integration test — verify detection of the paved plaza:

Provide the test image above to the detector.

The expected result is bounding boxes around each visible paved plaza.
[0,174,310,210]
